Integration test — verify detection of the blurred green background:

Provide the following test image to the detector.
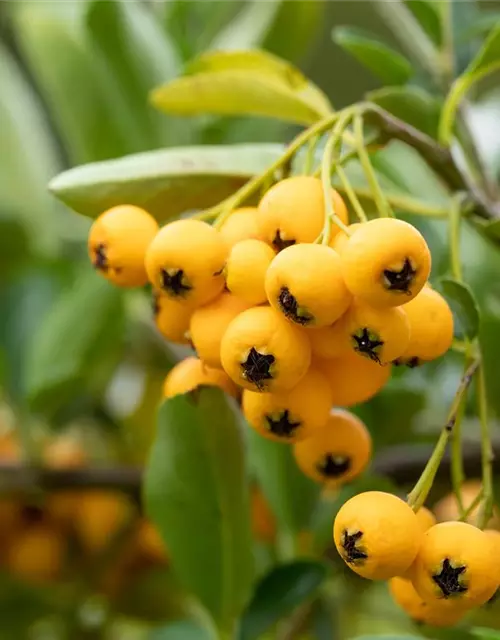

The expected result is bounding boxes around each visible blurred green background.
[2,1,500,639]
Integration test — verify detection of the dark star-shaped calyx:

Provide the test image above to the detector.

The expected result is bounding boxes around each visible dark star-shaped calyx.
[265,410,301,438]
[383,258,416,293]
[241,347,275,390]
[341,530,368,564]
[93,243,109,272]
[278,287,313,326]
[432,558,468,598]
[272,230,295,253]
[317,454,351,478]
[352,328,384,363]
[160,268,192,297]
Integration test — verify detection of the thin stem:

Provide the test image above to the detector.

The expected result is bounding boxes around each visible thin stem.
[439,0,455,88]
[449,195,464,281]
[353,113,393,218]
[335,165,367,223]
[407,359,479,511]
[451,399,466,517]
[477,360,494,529]
[459,488,483,522]
[302,136,319,175]
[320,112,353,244]
[193,112,340,227]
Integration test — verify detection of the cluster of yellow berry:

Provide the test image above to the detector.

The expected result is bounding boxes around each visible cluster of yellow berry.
[88,175,454,486]
[334,489,500,627]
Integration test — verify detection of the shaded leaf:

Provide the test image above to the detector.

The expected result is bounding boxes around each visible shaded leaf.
[467,24,500,76]
[439,277,480,340]
[151,49,332,125]
[472,628,500,640]
[149,620,211,640]
[463,13,500,40]
[49,143,284,222]
[248,429,320,534]
[144,389,253,629]
[367,86,440,139]
[406,0,442,45]
[239,561,327,640]
[332,27,412,85]
[352,636,424,640]
[25,270,124,414]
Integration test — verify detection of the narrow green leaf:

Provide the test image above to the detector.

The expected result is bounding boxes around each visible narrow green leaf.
[405,0,443,45]
[248,429,320,534]
[144,389,254,629]
[367,86,441,139]
[151,50,332,125]
[474,218,500,245]
[85,0,189,150]
[25,270,124,414]
[0,40,61,255]
[149,620,211,640]
[467,24,500,76]
[239,561,327,640]
[439,277,480,340]
[332,27,413,86]
[49,143,284,222]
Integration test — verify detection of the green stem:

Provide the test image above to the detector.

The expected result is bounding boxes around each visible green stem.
[193,112,339,226]
[407,359,479,511]
[439,0,455,88]
[320,112,353,244]
[353,112,393,218]
[335,165,367,223]
[459,487,483,522]
[302,136,319,175]
[449,195,464,282]
[477,360,494,529]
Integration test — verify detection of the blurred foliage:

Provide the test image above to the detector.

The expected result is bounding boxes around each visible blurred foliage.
[2,0,500,638]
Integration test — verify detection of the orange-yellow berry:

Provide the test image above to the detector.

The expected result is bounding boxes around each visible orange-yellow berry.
[415,506,437,534]
[6,525,66,583]
[242,367,332,443]
[163,357,238,399]
[331,223,362,255]
[315,352,391,407]
[412,521,498,609]
[219,207,261,248]
[225,239,275,305]
[341,218,431,307]
[75,491,133,555]
[190,293,250,368]
[333,491,421,580]
[153,290,193,345]
[88,205,158,287]
[396,286,454,366]
[389,576,465,627]
[433,481,500,529]
[294,409,371,485]
[145,219,227,307]
[136,520,168,564]
[251,486,276,544]
[220,306,311,392]
[265,244,351,328]
[257,177,348,251]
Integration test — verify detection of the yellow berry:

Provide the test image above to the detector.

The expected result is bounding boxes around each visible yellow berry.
[265,244,351,328]
[396,286,454,366]
[136,520,168,564]
[88,205,158,287]
[190,293,250,369]
[163,357,238,399]
[341,218,431,307]
[242,367,332,443]
[220,306,311,392]
[333,491,421,580]
[251,485,276,544]
[331,222,362,255]
[412,521,498,608]
[334,299,410,364]
[293,409,371,485]
[389,576,465,627]
[433,481,500,529]
[75,491,133,555]
[225,239,275,305]
[219,207,261,248]
[415,506,437,533]
[145,219,227,307]
[6,525,65,583]
[153,290,193,345]
[315,352,391,407]
[257,177,348,251]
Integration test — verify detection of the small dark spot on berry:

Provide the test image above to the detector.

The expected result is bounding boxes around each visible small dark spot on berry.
[352,328,384,364]
[241,347,275,390]
[317,454,351,478]
[341,529,368,564]
[432,558,468,598]
[278,287,313,325]
[93,243,108,272]
[265,410,301,438]
[272,230,295,253]
[383,258,416,294]
[160,268,192,297]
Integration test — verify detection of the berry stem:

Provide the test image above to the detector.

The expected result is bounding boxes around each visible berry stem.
[302,135,319,175]
[477,360,494,529]
[353,112,394,219]
[449,194,464,282]
[407,358,479,511]
[459,487,483,522]
[320,111,353,244]
[335,165,368,223]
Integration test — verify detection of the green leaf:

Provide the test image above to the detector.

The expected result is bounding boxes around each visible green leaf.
[239,561,327,640]
[12,1,135,163]
[462,13,500,40]
[144,389,254,630]
[332,27,413,85]
[406,0,442,45]
[49,143,284,222]
[351,636,423,640]
[472,628,500,640]
[467,24,500,76]
[0,40,61,255]
[85,0,190,150]
[439,277,480,340]
[151,49,332,125]
[248,429,320,534]
[150,620,211,640]
[25,269,124,414]
[367,86,441,139]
